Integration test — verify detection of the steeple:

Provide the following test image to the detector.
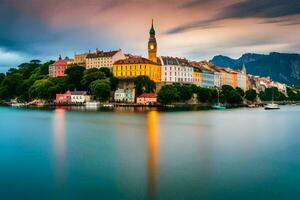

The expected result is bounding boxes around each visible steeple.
[148,19,157,63]
[150,19,155,35]
[242,63,247,74]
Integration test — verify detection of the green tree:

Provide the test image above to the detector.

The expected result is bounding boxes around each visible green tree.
[0,73,5,84]
[158,85,179,104]
[65,65,85,90]
[134,76,156,96]
[81,68,106,89]
[175,84,193,102]
[0,73,24,100]
[29,79,58,100]
[226,90,243,105]
[245,89,257,102]
[99,67,113,77]
[90,80,111,101]
[30,60,41,64]
[109,76,119,91]
[235,87,245,97]
[197,87,212,103]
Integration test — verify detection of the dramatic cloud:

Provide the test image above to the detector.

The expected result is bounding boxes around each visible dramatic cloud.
[167,0,300,34]
[0,0,299,72]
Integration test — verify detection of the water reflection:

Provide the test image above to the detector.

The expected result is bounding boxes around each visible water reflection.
[53,108,66,185]
[147,111,160,200]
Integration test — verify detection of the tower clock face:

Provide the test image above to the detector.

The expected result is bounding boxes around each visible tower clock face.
[150,44,154,50]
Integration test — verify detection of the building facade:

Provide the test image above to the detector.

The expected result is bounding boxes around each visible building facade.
[49,56,72,77]
[112,57,161,83]
[237,65,247,90]
[201,68,215,88]
[159,56,194,84]
[70,91,91,103]
[114,88,135,103]
[86,49,126,70]
[74,53,89,66]
[193,67,202,86]
[136,93,157,105]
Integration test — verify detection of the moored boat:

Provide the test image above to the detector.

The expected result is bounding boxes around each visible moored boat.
[264,103,280,110]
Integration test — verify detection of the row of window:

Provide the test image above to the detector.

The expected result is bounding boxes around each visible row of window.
[164,72,193,77]
[164,66,193,72]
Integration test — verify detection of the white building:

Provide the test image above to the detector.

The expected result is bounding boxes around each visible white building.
[237,64,247,91]
[70,91,91,103]
[86,49,126,70]
[159,56,194,84]
[114,89,135,103]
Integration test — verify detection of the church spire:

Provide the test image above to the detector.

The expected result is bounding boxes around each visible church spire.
[150,19,155,35]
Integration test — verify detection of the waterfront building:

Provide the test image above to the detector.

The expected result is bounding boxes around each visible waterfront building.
[229,70,238,88]
[201,68,215,88]
[218,67,233,87]
[159,56,193,84]
[86,49,126,70]
[137,93,157,105]
[56,91,91,103]
[193,67,202,86]
[112,57,161,82]
[114,88,135,103]
[56,91,71,103]
[237,64,247,90]
[49,56,72,77]
[70,91,91,103]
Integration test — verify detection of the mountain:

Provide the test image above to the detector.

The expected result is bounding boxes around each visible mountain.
[210,52,300,86]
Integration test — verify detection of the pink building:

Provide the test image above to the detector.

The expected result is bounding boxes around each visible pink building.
[136,93,157,105]
[49,56,71,77]
[56,91,72,103]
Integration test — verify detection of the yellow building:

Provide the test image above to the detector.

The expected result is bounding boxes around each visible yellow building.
[219,68,233,87]
[113,57,161,83]
[193,67,202,86]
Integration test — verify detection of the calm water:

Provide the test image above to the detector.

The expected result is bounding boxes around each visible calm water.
[0,106,300,199]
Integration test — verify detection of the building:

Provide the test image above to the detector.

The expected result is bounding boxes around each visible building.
[71,91,91,103]
[56,91,91,103]
[218,67,233,87]
[56,91,72,103]
[74,53,89,66]
[86,49,126,70]
[159,56,194,84]
[112,57,161,82]
[148,20,157,63]
[201,68,215,88]
[137,93,157,105]
[237,64,247,90]
[193,67,202,86]
[114,88,135,103]
[49,56,72,77]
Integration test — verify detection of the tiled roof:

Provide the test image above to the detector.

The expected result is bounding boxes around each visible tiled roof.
[138,93,157,98]
[114,57,161,65]
[86,50,120,58]
[71,91,87,95]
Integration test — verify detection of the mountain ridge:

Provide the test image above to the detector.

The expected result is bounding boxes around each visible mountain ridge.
[210,52,300,86]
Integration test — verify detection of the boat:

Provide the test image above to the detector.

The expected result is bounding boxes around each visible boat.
[85,101,100,108]
[211,105,226,110]
[11,103,26,107]
[264,103,280,110]
[211,88,226,110]
[264,87,280,110]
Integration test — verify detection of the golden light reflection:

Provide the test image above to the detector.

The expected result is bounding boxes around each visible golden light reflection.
[53,107,66,184]
[147,111,160,200]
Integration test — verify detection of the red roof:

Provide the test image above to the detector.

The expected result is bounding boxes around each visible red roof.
[137,93,157,98]
[114,57,161,65]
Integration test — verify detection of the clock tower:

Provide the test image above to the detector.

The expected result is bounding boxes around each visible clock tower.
[148,19,157,63]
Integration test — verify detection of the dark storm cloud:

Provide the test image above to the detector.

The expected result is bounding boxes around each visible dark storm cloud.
[167,0,300,34]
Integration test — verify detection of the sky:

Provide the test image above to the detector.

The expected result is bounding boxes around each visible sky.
[0,0,300,72]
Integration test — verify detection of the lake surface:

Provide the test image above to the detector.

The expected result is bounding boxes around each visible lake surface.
[0,106,300,199]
